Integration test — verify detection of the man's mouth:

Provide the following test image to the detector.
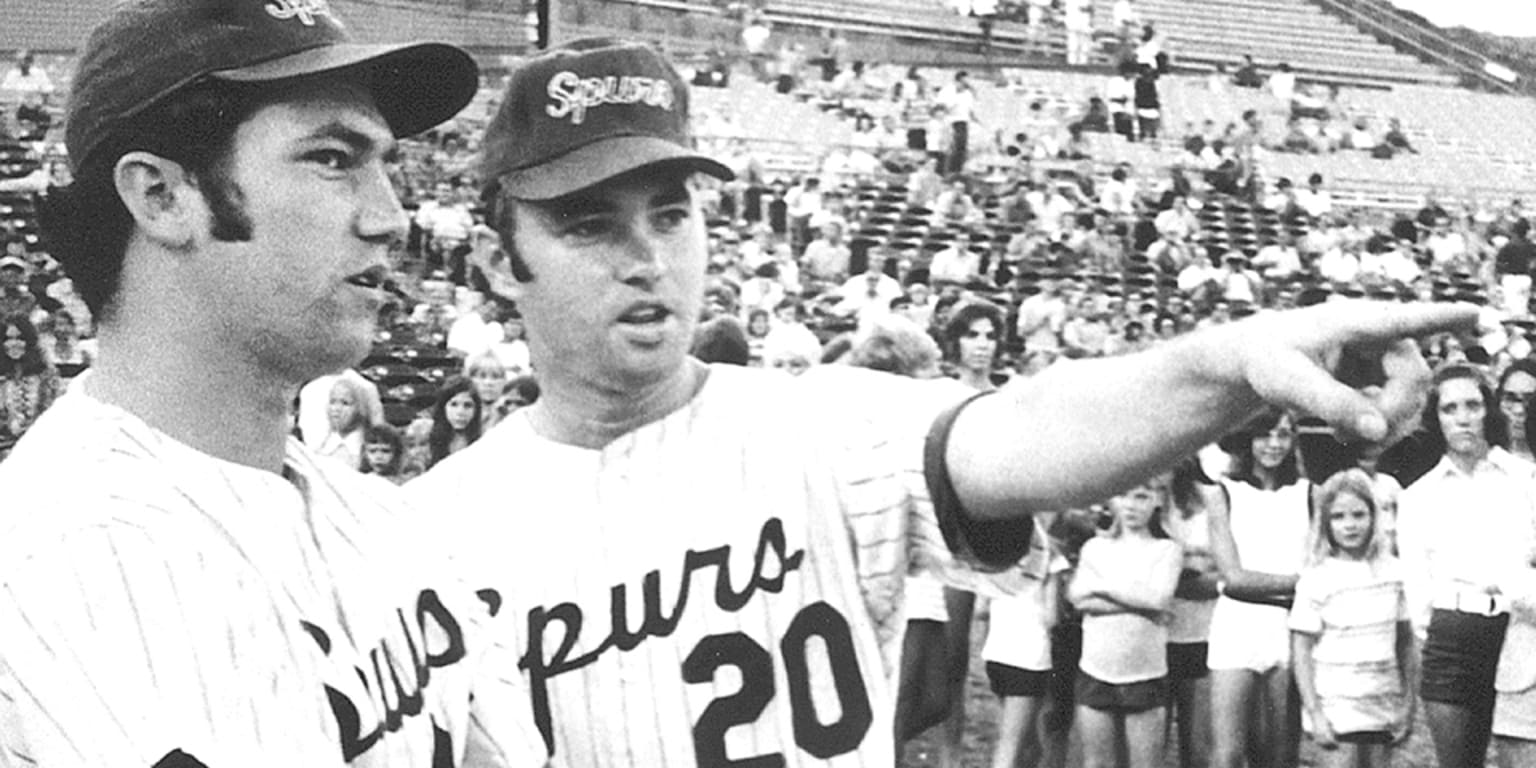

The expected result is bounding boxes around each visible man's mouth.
[618,303,671,324]
[344,266,390,290]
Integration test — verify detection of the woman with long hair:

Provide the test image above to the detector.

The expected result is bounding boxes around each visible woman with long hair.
[311,370,383,470]
[1206,407,1311,768]
[426,376,482,470]
[0,314,61,451]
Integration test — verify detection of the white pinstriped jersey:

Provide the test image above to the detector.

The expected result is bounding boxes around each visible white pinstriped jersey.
[0,390,546,768]
[409,364,987,767]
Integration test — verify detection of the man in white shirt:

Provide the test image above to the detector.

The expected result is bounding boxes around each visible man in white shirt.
[801,220,851,284]
[1295,172,1333,220]
[937,71,978,174]
[1253,232,1303,282]
[929,241,982,286]
[1399,364,1536,768]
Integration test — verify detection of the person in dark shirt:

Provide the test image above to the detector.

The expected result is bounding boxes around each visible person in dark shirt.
[1496,218,1536,314]
[1232,54,1263,88]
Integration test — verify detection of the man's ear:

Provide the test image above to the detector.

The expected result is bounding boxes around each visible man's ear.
[113,151,203,251]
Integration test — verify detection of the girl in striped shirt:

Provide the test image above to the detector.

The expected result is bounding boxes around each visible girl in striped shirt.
[1290,469,1417,768]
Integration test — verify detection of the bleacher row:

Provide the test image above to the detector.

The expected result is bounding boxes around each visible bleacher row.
[688,62,1536,211]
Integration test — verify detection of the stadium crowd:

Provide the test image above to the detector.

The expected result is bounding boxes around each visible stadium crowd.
[2,12,1536,767]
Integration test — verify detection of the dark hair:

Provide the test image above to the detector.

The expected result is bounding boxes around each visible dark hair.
[1423,363,1506,455]
[1169,455,1213,518]
[0,314,49,377]
[1226,407,1301,489]
[359,423,405,477]
[1497,358,1536,405]
[427,376,483,468]
[38,81,263,323]
[942,300,1005,364]
[502,374,540,406]
[690,315,750,366]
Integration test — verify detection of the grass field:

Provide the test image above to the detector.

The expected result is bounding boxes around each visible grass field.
[899,606,1466,768]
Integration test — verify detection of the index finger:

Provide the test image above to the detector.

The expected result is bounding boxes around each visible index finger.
[1314,300,1479,344]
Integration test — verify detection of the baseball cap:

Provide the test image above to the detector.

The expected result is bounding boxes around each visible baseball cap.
[479,37,733,201]
[0,255,26,271]
[66,0,478,172]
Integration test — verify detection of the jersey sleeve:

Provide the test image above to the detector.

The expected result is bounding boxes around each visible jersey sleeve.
[0,519,337,767]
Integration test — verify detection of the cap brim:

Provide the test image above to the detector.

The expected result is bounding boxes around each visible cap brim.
[497,135,735,201]
[213,42,477,138]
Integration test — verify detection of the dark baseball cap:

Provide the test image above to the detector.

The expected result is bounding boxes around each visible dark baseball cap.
[66,0,479,172]
[479,37,733,202]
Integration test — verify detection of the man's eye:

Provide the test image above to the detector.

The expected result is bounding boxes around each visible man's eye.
[308,149,354,170]
[656,207,691,229]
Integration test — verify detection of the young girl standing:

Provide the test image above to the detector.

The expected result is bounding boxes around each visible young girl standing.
[1069,477,1184,768]
[1290,469,1415,768]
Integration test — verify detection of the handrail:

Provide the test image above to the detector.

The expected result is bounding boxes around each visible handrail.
[1305,0,1518,94]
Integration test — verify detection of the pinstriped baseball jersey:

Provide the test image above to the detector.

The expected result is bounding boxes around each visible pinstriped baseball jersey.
[0,390,546,767]
[409,363,990,767]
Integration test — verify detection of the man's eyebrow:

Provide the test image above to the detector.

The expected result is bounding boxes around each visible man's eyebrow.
[303,120,398,159]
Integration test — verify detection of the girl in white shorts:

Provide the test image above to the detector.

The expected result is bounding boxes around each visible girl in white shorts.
[1208,409,1311,768]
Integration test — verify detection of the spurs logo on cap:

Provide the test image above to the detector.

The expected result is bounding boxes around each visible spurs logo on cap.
[265,0,335,26]
[545,71,676,126]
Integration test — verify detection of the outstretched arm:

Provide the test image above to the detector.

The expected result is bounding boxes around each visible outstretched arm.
[947,301,1475,518]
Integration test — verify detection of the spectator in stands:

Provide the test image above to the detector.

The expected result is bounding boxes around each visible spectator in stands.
[0,51,53,96]
[1268,62,1297,104]
[909,155,947,209]
[1099,163,1139,219]
[1399,364,1527,768]
[414,181,474,266]
[14,93,51,142]
[489,374,540,429]
[1296,173,1333,220]
[934,179,985,227]
[834,255,905,321]
[1378,118,1417,158]
[846,312,941,378]
[40,309,93,371]
[1496,360,1536,464]
[1016,276,1068,354]
[1133,65,1162,141]
[690,314,751,366]
[1232,54,1263,88]
[1425,216,1470,270]
[930,240,983,287]
[426,375,482,470]
[1064,0,1093,66]
[446,290,503,356]
[311,370,384,470]
[1061,295,1111,358]
[1496,218,1536,315]
[464,351,509,429]
[1134,24,1166,72]
[938,71,980,175]
[358,423,406,483]
[0,254,36,321]
[1219,253,1263,305]
[0,314,59,450]
[1108,61,1137,141]
[1177,248,1222,304]
[801,219,851,284]
[1155,195,1198,243]
[740,12,772,81]
[1253,231,1304,284]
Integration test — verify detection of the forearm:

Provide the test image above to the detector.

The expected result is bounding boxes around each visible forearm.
[1222,571,1299,605]
[948,329,1262,518]
[1291,632,1325,715]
